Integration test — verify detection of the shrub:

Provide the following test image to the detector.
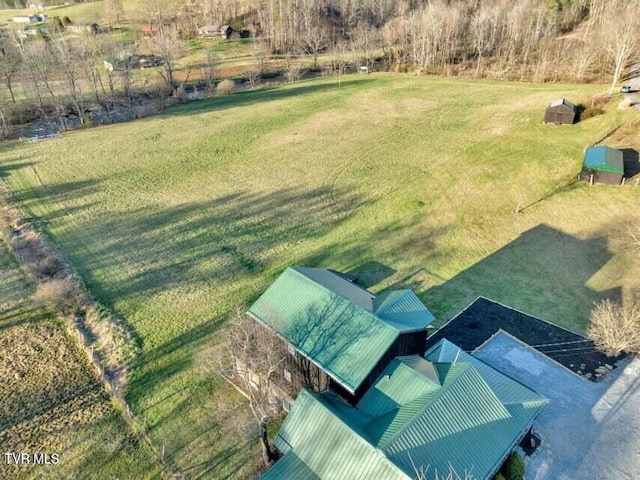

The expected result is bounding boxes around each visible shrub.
[35,255,63,278]
[493,474,506,480]
[589,299,640,356]
[501,452,525,480]
[216,79,236,96]
[581,107,604,120]
[34,278,82,315]
[285,63,302,83]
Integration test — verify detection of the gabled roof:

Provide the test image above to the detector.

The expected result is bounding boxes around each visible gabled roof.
[269,389,411,480]
[263,339,548,480]
[374,290,435,332]
[425,339,549,407]
[248,267,434,393]
[548,98,576,110]
[295,266,375,311]
[583,146,624,175]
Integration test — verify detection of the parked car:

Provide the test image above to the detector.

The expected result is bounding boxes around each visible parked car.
[621,85,632,93]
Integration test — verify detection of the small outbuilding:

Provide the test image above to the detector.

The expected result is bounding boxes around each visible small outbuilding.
[545,98,578,124]
[579,146,624,185]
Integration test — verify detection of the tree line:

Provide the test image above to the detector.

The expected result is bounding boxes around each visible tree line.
[1,0,639,136]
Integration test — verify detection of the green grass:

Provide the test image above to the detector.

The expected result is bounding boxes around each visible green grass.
[0,238,163,479]
[0,74,638,477]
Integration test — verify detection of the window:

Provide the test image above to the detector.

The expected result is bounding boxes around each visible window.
[287,343,297,357]
[283,368,292,383]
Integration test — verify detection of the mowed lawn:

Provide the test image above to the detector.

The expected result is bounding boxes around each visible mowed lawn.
[0,242,163,480]
[0,74,638,478]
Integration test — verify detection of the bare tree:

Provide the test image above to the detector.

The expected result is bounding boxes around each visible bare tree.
[0,40,21,104]
[588,298,640,356]
[602,6,640,94]
[217,308,285,466]
[202,45,216,95]
[304,26,328,70]
[152,28,184,91]
[51,37,86,127]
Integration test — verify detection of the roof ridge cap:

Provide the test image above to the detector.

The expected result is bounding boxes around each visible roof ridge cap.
[288,268,399,335]
[381,362,474,448]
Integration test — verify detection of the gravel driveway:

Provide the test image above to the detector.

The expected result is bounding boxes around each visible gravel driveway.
[473,331,640,480]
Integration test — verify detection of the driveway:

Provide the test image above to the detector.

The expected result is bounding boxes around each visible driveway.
[473,331,640,480]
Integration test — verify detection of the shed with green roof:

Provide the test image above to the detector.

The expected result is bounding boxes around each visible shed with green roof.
[580,146,624,185]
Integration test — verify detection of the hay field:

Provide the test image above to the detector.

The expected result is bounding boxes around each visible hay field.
[0,241,163,479]
[0,74,638,477]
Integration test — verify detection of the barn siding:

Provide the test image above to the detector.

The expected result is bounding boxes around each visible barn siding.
[579,168,623,185]
[544,106,576,124]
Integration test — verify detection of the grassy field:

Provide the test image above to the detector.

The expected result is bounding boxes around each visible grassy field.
[0,74,638,477]
[0,0,148,24]
[0,238,164,479]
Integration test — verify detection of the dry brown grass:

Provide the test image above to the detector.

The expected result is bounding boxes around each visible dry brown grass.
[0,232,162,478]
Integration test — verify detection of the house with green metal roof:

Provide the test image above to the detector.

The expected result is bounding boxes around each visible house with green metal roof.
[262,338,548,480]
[248,267,435,404]
[579,146,624,185]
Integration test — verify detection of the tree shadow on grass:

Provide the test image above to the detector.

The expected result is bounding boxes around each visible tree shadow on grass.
[72,185,366,309]
[0,160,36,179]
[160,78,375,118]
[424,224,618,331]
[344,260,396,289]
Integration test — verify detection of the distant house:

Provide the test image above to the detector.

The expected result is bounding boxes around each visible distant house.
[220,24,233,39]
[197,24,221,37]
[65,23,101,34]
[12,15,39,23]
[247,267,435,405]
[261,339,548,480]
[104,52,164,72]
[544,98,578,124]
[579,146,624,185]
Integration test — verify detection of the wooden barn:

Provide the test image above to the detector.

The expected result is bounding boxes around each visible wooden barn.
[545,98,578,124]
[247,267,435,405]
[580,146,624,185]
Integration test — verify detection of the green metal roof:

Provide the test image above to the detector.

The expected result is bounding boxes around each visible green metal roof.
[295,267,376,311]
[265,340,548,480]
[358,359,440,420]
[272,389,410,480]
[248,267,399,392]
[583,146,624,175]
[260,451,320,480]
[374,290,435,332]
[383,363,537,479]
[425,339,550,407]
